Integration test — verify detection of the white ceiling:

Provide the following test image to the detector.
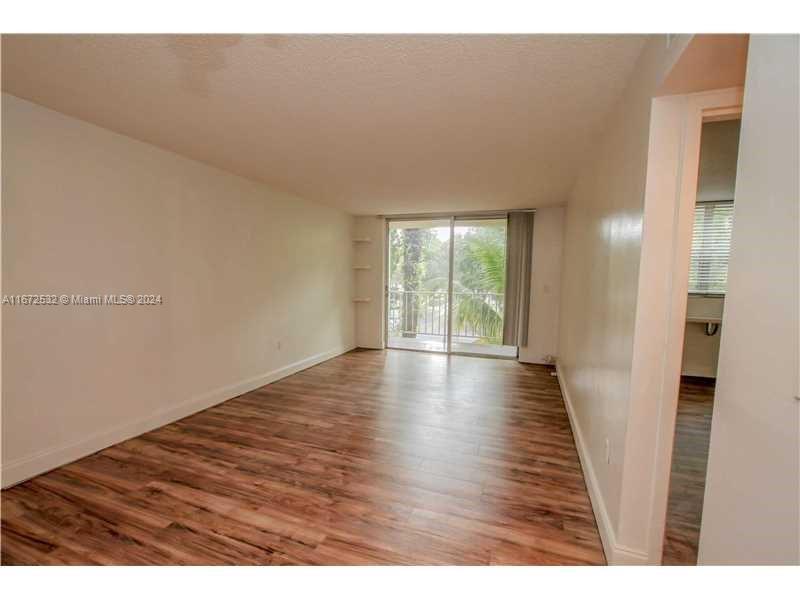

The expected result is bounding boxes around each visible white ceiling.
[1,34,648,215]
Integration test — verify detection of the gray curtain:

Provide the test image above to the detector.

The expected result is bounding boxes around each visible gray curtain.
[502,211,534,346]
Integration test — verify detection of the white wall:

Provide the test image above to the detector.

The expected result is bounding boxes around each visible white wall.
[353,216,385,349]
[1,94,356,487]
[519,205,564,364]
[556,35,691,564]
[682,296,724,377]
[681,323,721,378]
[698,35,800,565]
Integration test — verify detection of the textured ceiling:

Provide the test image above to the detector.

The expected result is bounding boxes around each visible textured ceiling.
[1,34,648,215]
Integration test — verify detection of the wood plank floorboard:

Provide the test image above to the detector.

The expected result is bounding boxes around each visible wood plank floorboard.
[1,349,605,565]
[662,376,715,565]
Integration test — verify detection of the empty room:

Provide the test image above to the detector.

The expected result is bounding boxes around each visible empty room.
[1,6,798,588]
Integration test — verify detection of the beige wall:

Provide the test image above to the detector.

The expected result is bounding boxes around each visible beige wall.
[1,93,356,486]
[698,35,799,565]
[682,296,724,377]
[556,35,690,563]
[681,323,721,378]
[519,205,564,365]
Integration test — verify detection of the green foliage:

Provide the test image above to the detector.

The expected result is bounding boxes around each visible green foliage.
[453,224,506,344]
[453,293,503,344]
[388,220,508,345]
[455,227,506,294]
[388,227,448,292]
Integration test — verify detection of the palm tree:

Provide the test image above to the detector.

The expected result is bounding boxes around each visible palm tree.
[454,233,506,344]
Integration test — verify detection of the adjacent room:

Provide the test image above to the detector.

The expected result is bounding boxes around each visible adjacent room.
[1,32,798,567]
[662,117,741,565]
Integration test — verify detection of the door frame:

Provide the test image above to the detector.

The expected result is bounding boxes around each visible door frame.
[623,87,743,564]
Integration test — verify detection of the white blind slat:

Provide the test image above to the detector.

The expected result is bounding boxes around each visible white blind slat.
[688,200,734,294]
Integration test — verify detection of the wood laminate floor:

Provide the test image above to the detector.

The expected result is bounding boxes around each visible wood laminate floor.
[662,376,715,565]
[1,349,604,565]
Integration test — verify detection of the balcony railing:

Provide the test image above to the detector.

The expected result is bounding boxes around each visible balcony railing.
[387,290,504,342]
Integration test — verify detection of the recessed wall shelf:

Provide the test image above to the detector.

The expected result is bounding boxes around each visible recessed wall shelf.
[353,265,372,270]
[352,238,372,243]
[352,298,371,303]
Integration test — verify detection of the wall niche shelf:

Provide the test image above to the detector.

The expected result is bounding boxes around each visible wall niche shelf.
[353,265,372,270]
[352,298,371,303]
[352,238,372,243]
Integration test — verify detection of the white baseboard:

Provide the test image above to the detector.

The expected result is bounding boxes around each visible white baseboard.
[1,344,356,489]
[555,361,650,566]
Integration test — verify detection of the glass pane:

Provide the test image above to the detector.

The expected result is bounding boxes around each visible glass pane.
[451,218,516,358]
[386,220,451,353]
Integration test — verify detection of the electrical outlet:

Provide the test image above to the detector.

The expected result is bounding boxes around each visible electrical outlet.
[605,438,611,464]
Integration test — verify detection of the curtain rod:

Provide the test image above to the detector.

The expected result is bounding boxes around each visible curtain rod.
[376,208,536,220]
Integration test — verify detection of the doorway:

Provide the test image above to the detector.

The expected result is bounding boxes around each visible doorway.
[662,117,741,565]
[618,85,743,565]
[385,215,517,358]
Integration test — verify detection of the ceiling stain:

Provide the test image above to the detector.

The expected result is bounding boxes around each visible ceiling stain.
[2,34,653,214]
[165,35,243,98]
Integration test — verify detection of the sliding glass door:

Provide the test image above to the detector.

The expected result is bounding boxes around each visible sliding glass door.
[386,216,517,358]
[386,219,451,352]
[451,218,517,357]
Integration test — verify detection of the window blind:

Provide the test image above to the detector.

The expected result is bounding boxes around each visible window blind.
[688,200,734,294]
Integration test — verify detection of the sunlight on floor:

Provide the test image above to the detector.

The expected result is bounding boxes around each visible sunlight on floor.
[387,335,517,358]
